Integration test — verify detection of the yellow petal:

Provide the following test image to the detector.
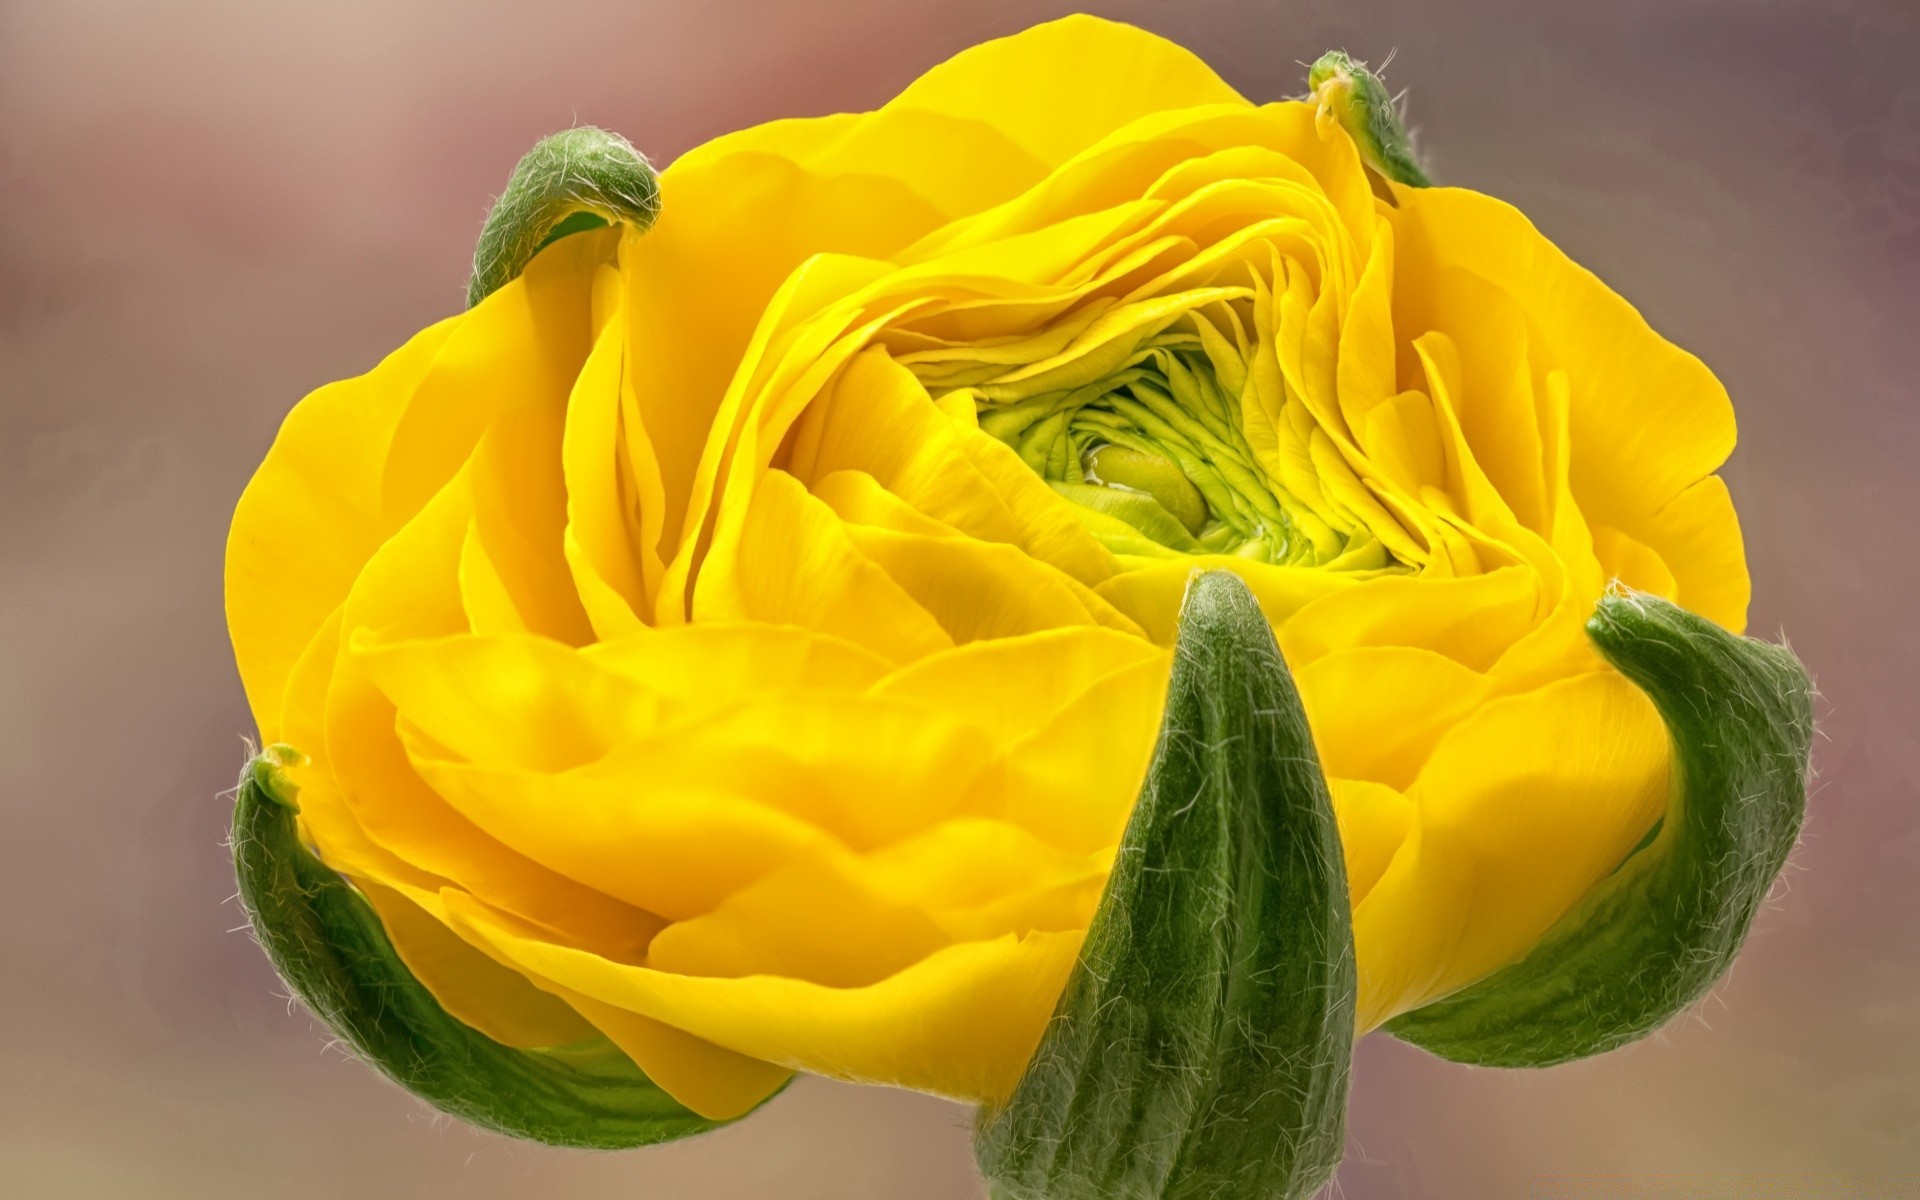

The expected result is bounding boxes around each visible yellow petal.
[869,625,1163,747]
[1351,670,1668,1027]
[556,990,792,1121]
[646,856,952,988]
[326,474,661,953]
[878,14,1246,171]
[1296,646,1495,790]
[227,229,612,741]
[694,468,953,663]
[621,162,945,568]
[993,653,1172,853]
[1627,474,1749,633]
[445,889,1083,1106]
[1393,186,1741,569]
[402,756,844,922]
[359,632,662,773]
[226,317,454,740]
[582,621,892,707]
[1096,557,1356,646]
[356,876,595,1048]
[1279,566,1544,671]
[1328,777,1414,908]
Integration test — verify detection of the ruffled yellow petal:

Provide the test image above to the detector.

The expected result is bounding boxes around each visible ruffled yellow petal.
[1327,778,1414,908]
[695,468,953,662]
[879,14,1246,171]
[1351,670,1668,1027]
[357,877,595,1049]
[444,889,1082,1107]
[1296,646,1494,790]
[226,319,453,739]
[1392,184,1746,625]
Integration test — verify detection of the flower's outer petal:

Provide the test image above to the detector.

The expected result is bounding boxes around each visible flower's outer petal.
[226,319,453,740]
[1279,567,1543,671]
[1386,593,1812,1066]
[676,107,1049,228]
[1328,778,1414,908]
[1392,185,1746,629]
[868,626,1163,747]
[325,475,662,954]
[1351,671,1668,1028]
[403,758,847,923]
[991,654,1172,854]
[1095,558,1357,646]
[356,876,595,1049]
[444,887,1083,1107]
[228,231,614,741]
[230,763,725,1149]
[582,622,893,703]
[380,880,793,1123]
[1625,475,1750,632]
[876,15,1247,172]
[359,633,661,774]
[550,989,793,1122]
[645,855,953,987]
[1296,647,1495,791]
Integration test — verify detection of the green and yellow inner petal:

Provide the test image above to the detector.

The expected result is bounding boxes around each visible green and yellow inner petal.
[904,293,1410,572]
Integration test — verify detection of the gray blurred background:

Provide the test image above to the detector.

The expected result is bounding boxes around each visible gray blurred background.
[3,1,1916,1196]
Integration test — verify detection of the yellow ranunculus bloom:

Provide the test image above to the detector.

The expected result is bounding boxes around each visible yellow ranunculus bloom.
[226,15,1746,1121]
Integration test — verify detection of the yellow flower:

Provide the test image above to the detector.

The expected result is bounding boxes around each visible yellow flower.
[226,15,1746,1121]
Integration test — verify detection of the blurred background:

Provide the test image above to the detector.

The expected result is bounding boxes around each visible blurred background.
[3,1,1916,1195]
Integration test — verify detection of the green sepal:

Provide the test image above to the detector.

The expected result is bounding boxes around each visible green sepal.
[231,745,737,1147]
[975,570,1355,1200]
[1387,591,1814,1065]
[467,126,660,308]
[1306,51,1431,187]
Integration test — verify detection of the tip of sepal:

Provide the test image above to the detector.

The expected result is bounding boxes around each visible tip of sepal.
[467,125,660,308]
[1306,49,1431,188]
[1387,590,1814,1066]
[976,569,1354,1200]
[245,743,305,811]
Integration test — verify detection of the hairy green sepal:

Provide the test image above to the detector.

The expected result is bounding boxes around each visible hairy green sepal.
[975,570,1355,1200]
[467,126,660,308]
[1307,51,1430,188]
[1388,591,1814,1064]
[231,747,727,1147]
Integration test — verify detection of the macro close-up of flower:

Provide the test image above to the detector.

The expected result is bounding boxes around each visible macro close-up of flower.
[8,3,1915,1197]
[224,10,1786,1168]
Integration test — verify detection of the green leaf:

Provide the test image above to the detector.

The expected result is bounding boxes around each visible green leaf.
[231,747,737,1148]
[1387,590,1815,1065]
[467,126,660,308]
[975,570,1355,1200]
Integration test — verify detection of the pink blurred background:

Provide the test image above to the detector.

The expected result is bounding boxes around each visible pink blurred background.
[3,1,1916,1195]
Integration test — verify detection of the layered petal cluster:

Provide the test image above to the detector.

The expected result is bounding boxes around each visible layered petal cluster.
[227,16,1746,1120]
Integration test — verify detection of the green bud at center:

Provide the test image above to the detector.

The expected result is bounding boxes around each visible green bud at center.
[1082,444,1209,537]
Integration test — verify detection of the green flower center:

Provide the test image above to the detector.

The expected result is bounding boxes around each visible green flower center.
[973,336,1310,560]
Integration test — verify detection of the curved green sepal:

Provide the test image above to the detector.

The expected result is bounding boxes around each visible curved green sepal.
[1307,51,1431,187]
[975,570,1355,1200]
[467,126,659,308]
[1387,591,1814,1065]
[231,745,730,1148]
